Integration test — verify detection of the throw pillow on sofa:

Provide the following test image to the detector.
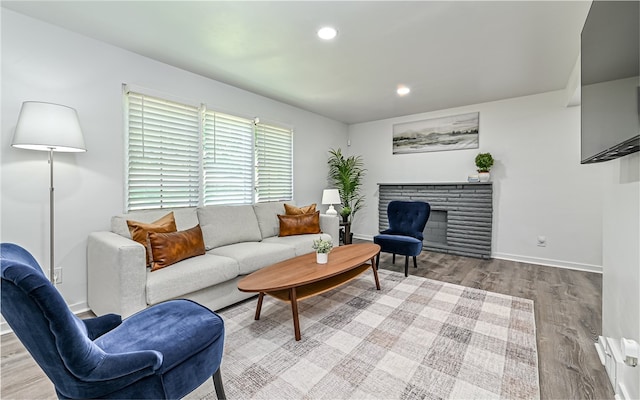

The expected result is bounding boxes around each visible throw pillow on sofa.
[284,203,316,215]
[148,225,206,271]
[278,211,321,237]
[127,212,177,266]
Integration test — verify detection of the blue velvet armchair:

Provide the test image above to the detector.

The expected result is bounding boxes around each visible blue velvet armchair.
[0,243,226,400]
[373,201,431,277]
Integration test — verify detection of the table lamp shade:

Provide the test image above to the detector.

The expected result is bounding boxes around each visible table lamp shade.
[12,102,86,152]
[322,189,341,205]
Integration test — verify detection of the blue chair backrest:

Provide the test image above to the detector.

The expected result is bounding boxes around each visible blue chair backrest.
[386,201,431,239]
[0,243,104,396]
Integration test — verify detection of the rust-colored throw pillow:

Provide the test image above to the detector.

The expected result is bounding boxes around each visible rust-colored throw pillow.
[278,211,321,237]
[284,203,317,215]
[127,212,177,266]
[148,225,206,271]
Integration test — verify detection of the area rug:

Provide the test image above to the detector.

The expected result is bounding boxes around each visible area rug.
[198,269,539,399]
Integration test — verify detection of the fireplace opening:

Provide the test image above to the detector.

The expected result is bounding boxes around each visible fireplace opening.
[424,210,447,245]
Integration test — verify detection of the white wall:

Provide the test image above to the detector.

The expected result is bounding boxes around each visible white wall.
[601,152,640,397]
[1,10,347,310]
[348,90,607,271]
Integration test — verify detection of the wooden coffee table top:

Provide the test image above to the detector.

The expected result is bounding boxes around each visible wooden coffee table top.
[238,243,381,293]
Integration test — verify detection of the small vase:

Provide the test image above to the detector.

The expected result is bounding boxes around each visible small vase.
[316,252,328,264]
[478,171,491,182]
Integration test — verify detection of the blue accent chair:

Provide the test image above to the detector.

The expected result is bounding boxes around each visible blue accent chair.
[0,243,226,400]
[373,201,431,277]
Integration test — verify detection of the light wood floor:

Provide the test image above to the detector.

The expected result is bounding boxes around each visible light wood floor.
[1,249,614,399]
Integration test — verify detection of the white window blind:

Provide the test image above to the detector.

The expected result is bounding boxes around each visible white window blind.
[255,123,293,202]
[126,92,200,210]
[202,111,254,205]
[125,88,294,211]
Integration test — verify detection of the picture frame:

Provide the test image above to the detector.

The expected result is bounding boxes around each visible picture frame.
[392,112,479,154]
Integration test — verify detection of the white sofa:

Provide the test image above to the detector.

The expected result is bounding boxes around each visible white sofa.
[87,201,339,318]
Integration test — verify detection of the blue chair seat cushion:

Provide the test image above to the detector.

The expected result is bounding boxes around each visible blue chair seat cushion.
[373,234,423,257]
[380,229,424,241]
[95,299,224,374]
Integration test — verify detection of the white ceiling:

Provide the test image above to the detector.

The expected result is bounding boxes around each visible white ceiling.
[2,1,591,124]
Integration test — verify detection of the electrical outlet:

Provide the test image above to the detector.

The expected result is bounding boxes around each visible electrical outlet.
[537,236,547,247]
[54,267,62,284]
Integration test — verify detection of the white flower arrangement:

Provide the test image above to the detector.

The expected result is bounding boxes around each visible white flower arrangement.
[312,237,333,254]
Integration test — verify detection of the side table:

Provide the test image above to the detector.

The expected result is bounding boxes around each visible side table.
[340,221,352,245]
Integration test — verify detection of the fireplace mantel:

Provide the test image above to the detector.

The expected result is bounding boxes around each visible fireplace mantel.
[378,182,493,186]
[378,182,493,259]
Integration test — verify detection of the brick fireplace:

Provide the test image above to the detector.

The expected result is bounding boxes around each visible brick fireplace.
[378,182,493,258]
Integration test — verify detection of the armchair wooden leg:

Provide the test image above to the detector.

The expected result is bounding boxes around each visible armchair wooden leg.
[413,256,418,269]
[376,253,380,270]
[213,367,226,400]
[404,256,409,277]
[392,253,396,264]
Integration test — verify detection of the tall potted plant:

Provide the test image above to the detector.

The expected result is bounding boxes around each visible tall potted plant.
[327,148,366,222]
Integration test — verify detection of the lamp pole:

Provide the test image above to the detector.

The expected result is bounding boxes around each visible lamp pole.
[48,148,55,284]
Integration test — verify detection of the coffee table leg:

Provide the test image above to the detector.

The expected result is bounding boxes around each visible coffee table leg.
[290,287,301,341]
[370,256,381,290]
[255,292,264,320]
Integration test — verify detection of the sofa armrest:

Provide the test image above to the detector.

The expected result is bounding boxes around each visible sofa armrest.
[319,214,340,247]
[87,231,148,318]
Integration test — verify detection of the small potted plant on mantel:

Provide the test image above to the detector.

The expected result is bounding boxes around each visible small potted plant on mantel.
[475,152,494,182]
[312,237,333,264]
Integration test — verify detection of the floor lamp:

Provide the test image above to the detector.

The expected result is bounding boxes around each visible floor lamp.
[11,102,86,284]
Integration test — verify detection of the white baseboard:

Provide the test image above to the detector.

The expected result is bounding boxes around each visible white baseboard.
[1,301,90,336]
[492,252,602,274]
[352,234,602,274]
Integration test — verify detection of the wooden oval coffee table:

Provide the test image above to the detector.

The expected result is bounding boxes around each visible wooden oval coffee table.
[238,243,381,341]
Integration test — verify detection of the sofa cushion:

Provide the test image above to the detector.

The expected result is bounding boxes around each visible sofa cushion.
[127,212,177,266]
[197,205,262,250]
[262,233,334,257]
[145,253,239,305]
[284,203,316,215]
[252,201,286,239]
[148,225,206,271]
[112,208,199,238]
[278,212,321,237]
[210,242,296,275]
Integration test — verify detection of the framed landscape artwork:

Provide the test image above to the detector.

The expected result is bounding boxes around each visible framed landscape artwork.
[392,112,479,154]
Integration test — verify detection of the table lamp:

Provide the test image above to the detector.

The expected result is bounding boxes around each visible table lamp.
[322,189,341,216]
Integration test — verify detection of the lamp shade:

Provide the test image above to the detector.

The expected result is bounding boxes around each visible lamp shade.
[322,189,341,205]
[12,102,86,153]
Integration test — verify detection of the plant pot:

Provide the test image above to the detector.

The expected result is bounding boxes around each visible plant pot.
[316,252,328,264]
[341,214,349,223]
[478,171,491,182]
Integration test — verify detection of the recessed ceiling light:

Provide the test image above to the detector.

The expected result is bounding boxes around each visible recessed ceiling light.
[317,27,338,40]
[397,86,411,96]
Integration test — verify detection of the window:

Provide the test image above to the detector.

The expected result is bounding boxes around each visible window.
[255,123,293,202]
[125,89,293,211]
[126,92,200,211]
[202,110,254,205]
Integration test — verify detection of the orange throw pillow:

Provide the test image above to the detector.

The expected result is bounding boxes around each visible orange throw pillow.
[127,212,177,266]
[278,211,321,237]
[284,203,316,215]
[148,225,206,271]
